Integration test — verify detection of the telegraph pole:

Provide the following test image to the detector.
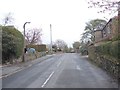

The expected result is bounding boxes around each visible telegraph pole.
[50,24,53,54]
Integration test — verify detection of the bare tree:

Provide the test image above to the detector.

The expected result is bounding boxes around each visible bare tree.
[55,39,67,51]
[3,12,14,26]
[25,28,42,45]
[87,0,119,14]
[87,0,120,35]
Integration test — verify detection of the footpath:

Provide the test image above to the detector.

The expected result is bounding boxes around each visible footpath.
[0,54,54,79]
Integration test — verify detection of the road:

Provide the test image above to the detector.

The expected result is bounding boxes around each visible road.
[2,53,118,88]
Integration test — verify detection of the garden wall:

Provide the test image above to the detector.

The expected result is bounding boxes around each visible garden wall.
[88,40,120,79]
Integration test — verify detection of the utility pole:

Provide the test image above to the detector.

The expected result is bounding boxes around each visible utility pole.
[50,24,52,54]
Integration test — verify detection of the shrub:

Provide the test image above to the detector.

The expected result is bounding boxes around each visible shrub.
[112,34,120,41]
[95,41,120,59]
[111,41,119,59]
[2,26,24,63]
[27,44,46,52]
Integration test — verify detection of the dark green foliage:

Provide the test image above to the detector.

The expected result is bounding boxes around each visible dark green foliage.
[2,26,24,63]
[80,45,88,55]
[112,34,120,41]
[95,41,120,59]
[112,41,120,59]
[82,19,107,42]
[73,42,80,49]
[88,41,119,79]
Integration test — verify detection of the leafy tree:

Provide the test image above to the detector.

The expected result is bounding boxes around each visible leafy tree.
[73,41,80,53]
[2,26,24,63]
[80,19,107,55]
[73,41,80,49]
[82,19,107,43]
[79,39,90,55]
[63,45,69,53]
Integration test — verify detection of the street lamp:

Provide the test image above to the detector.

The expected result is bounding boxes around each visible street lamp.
[22,22,31,62]
[50,24,53,54]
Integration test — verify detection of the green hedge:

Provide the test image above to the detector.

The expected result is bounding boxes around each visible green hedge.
[96,41,120,59]
[2,26,24,63]
[27,44,46,52]
[112,34,120,41]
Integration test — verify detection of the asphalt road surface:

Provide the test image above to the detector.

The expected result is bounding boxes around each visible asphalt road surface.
[2,53,118,88]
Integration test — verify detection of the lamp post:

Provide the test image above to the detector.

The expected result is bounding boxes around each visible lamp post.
[50,24,53,54]
[117,1,120,87]
[22,22,30,62]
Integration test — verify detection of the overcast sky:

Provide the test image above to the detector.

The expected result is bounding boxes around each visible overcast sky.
[0,0,117,47]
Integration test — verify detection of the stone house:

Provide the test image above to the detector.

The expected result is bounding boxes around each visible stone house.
[94,29,103,43]
[94,16,118,43]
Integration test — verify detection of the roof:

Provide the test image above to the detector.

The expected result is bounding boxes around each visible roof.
[94,18,112,32]
[102,19,112,31]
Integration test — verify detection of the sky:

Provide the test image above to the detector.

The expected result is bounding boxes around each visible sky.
[0,0,117,47]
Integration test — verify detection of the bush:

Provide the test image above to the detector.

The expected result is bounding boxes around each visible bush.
[2,26,24,63]
[95,41,120,59]
[111,41,119,59]
[27,44,46,52]
[112,34,120,41]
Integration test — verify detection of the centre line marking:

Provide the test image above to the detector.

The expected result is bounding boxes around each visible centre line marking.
[41,71,54,88]
[57,62,61,67]
[76,66,82,71]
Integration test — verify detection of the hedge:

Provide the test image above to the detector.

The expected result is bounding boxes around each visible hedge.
[95,41,120,59]
[27,44,46,52]
[2,26,24,63]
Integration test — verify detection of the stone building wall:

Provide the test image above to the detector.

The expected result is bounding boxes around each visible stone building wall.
[94,30,103,42]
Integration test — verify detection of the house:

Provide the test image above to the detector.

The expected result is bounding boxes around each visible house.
[94,29,103,42]
[94,16,118,43]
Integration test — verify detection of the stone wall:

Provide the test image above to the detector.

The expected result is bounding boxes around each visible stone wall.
[25,51,46,61]
[88,42,120,79]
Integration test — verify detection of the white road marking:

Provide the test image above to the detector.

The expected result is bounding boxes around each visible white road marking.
[76,65,82,71]
[41,71,54,88]
[57,62,61,67]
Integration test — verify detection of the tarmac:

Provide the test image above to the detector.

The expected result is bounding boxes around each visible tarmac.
[0,54,54,79]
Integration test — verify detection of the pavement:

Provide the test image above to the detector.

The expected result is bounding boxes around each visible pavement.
[0,54,54,79]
